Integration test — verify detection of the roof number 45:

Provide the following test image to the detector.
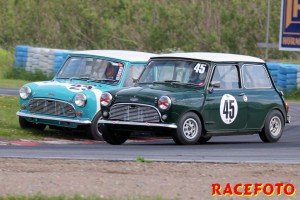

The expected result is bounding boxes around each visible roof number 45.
[194,63,206,74]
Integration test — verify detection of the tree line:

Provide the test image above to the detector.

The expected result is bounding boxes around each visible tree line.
[0,0,295,60]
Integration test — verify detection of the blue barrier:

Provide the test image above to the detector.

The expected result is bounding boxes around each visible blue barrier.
[15,45,30,68]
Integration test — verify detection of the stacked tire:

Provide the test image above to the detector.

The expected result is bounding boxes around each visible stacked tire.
[15,45,30,68]
[266,62,280,84]
[298,65,300,89]
[277,64,298,92]
[53,50,71,73]
[15,45,72,76]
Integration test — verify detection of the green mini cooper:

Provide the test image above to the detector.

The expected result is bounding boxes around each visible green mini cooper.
[98,52,290,145]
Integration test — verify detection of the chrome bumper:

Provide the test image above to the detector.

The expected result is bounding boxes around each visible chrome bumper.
[16,111,91,125]
[98,119,177,129]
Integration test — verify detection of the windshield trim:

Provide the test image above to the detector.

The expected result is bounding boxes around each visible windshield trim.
[55,56,127,85]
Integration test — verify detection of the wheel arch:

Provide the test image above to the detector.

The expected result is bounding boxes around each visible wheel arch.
[262,108,286,130]
[184,109,207,134]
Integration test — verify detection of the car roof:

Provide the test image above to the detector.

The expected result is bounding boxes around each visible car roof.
[70,50,157,62]
[151,52,265,63]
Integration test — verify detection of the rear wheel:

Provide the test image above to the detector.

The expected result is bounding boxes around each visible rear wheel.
[172,112,202,145]
[100,124,130,145]
[19,117,46,130]
[259,110,284,143]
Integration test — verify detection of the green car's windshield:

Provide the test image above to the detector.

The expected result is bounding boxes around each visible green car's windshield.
[56,56,124,85]
[138,60,209,86]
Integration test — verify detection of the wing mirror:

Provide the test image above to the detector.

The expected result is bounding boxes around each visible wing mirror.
[208,81,220,93]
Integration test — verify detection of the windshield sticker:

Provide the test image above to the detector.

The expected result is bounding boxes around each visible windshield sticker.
[220,94,238,124]
[194,63,207,74]
[116,65,124,80]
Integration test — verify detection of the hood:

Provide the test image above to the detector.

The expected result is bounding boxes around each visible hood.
[114,84,203,105]
[27,80,106,101]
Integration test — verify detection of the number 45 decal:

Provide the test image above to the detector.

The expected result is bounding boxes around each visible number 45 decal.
[220,94,238,124]
[194,63,206,73]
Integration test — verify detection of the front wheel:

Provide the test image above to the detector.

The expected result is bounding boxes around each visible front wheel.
[100,124,130,145]
[86,112,103,141]
[259,110,284,143]
[172,112,202,145]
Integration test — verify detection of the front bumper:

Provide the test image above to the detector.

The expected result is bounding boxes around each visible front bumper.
[16,111,91,125]
[98,119,177,129]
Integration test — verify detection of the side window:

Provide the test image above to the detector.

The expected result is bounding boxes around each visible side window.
[242,64,271,89]
[211,65,240,90]
[124,65,145,87]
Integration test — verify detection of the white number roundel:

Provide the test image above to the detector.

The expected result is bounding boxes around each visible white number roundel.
[220,94,238,124]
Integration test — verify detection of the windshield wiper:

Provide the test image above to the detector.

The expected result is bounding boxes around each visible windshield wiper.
[163,80,201,87]
[164,80,180,83]
[55,77,70,79]
[70,76,90,80]
[90,79,118,83]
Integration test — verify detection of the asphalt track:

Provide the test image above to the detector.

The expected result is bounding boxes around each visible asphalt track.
[0,88,299,164]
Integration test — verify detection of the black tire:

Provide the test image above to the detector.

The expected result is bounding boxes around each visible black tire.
[100,124,130,145]
[172,112,202,145]
[19,117,46,130]
[259,110,284,143]
[86,111,103,140]
[197,136,212,144]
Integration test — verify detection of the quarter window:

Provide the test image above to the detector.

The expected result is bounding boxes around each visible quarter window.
[242,65,271,89]
[211,65,240,90]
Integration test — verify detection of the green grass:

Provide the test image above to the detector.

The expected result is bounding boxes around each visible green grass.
[0,96,90,140]
[0,49,27,88]
[0,49,53,88]
[135,157,153,163]
[285,89,300,102]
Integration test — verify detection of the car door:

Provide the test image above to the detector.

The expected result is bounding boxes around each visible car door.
[242,64,275,129]
[202,64,248,132]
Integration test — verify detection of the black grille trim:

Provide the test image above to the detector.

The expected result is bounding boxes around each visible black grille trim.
[109,104,160,123]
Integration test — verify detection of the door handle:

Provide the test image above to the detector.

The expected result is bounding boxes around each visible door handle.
[239,93,245,96]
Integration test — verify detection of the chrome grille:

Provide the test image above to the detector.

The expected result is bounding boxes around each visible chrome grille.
[28,98,76,118]
[109,104,160,123]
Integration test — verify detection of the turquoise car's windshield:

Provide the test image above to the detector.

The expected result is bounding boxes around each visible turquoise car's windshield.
[56,57,124,84]
[138,60,209,86]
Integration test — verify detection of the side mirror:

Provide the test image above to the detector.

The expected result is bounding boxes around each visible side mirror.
[210,81,221,88]
[208,81,220,93]
[132,78,138,84]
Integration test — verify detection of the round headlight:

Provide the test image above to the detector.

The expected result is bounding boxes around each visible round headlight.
[100,92,112,106]
[158,96,171,110]
[19,86,31,99]
[74,93,87,107]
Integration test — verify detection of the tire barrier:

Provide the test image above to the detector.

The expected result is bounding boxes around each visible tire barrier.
[15,45,72,76]
[266,62,300,92]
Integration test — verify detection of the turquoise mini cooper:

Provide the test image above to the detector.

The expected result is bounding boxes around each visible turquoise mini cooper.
[99,52,290,145]
[16,50,156,140]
